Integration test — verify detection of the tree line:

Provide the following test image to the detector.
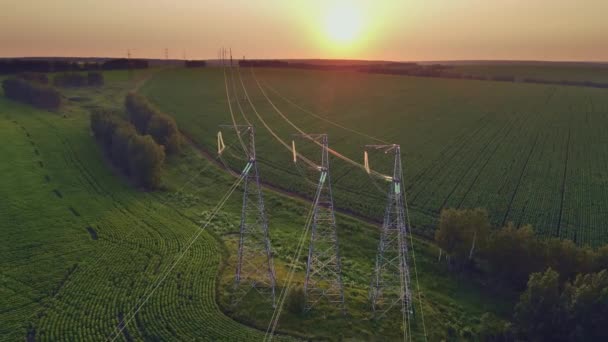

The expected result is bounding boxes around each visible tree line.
[90,108,165,189]
[434,208,608,341]
[53,72,104,87]
[2,77,61,110]
[185,60,207,68]
[125,93,181,154]
[0,58,148,74]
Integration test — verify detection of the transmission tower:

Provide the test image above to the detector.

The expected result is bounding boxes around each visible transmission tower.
[229,125,277,307]
[302,134,346,312]
[368,144,412,318]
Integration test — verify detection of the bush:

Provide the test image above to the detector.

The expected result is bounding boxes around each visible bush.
[2,77,61,110]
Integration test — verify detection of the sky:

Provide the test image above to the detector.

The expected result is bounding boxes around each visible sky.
[1,0,607,61]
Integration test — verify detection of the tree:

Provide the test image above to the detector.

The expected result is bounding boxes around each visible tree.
[478,313,512,342]
[562,270,608,341]
[434,208,490,270]
[128,134,165,189]
[111,124,137,173]
[514,268,567,341]
[125,93,155,133]
[147,113,181,153]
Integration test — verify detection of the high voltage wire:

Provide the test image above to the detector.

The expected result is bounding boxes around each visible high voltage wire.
[249,67,391,181]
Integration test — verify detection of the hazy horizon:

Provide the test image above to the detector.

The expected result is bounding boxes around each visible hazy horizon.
[2,0,607,62]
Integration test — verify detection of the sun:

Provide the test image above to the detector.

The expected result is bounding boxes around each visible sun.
[325,4,362,44]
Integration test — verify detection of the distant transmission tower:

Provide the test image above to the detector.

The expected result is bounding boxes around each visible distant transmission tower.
[368,144,412,318]
[301,134,346,312]
[228,125,277,307]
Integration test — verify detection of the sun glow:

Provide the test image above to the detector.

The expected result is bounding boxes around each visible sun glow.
[325,3,362,44]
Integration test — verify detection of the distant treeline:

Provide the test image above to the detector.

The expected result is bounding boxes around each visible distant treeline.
[0,58,148,74]
[239,60,289,68]
[53,72,104,87]
[125,93,181,154]
[361,64,608,88]
[101,59,149,70]
[2,77,61,110]
[91,109,165,189]
[185,60,207,68]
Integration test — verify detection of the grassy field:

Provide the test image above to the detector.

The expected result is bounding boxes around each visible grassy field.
[141,66,608,247]
[0,69,519,341]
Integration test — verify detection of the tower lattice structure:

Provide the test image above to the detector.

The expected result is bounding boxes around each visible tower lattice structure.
[303,134,346,312]
[369,144,412,318]
[232,126,277,307]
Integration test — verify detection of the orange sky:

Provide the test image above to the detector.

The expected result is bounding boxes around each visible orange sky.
[1,0,607,61]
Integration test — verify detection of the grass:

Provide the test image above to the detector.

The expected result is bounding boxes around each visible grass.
[140,66,608,247]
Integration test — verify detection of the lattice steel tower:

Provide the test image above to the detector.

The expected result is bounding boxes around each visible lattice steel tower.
[232,125,277,307]
[303,134,346,312]
[368,144,412,318]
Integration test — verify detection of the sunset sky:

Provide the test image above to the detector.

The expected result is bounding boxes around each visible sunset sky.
[1,0,607,61]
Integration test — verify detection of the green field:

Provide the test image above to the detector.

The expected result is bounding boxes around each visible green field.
[1,70,517,341]
[141,66,608,246]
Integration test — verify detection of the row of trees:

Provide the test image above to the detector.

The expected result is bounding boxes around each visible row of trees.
[2,77,61,110]
[0,58,149,74]
[90,109,165,189]
[435,208,608,289]
[185,60,207,68]
[125,93,181,154]
[53,72,104,87]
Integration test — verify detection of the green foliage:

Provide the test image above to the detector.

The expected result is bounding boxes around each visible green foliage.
[53,72,104,87]
[484,224,546,288]
[514,268,564,340]
[90,108,165,189]
[2,77,61,110]
[127,134,165,188]
[125,92,181,153]
[514,268,608,341]
[478,313,512,341]
[435,208,490,269]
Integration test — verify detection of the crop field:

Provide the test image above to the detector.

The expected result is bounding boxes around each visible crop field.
[141,66,608,246]
[0,75,290,341]
[0,69,517,341]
